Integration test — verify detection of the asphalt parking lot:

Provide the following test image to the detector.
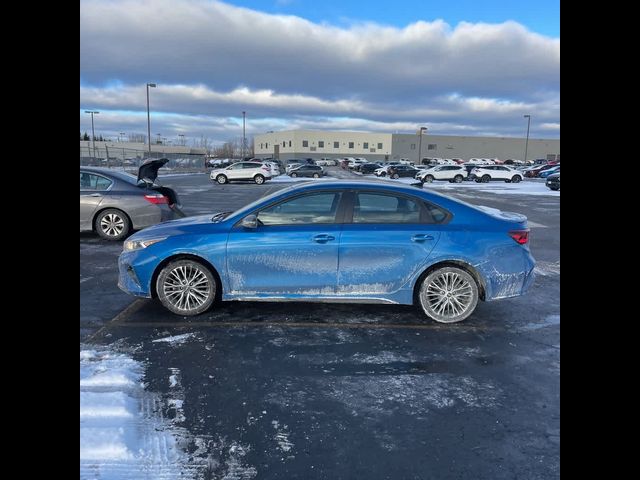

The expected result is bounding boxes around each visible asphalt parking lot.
[80,168,559,479]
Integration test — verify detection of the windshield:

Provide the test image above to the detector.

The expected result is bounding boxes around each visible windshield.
[227,185,298,221]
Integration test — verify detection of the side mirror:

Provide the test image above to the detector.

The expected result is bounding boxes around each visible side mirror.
[240,214,258,229]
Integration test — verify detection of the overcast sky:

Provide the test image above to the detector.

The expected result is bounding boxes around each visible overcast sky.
[80,0,560,146]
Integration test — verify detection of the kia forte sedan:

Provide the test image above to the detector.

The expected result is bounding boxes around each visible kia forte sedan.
[118,181,535,323]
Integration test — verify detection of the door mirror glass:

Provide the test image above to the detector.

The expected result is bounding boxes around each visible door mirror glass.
[240,214,258,229]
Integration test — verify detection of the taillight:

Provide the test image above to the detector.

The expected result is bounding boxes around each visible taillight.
[509,230,529,245]
[262,166,269,171]
[144,194,169,205]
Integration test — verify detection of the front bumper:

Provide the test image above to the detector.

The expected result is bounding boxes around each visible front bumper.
[117,250,156,298]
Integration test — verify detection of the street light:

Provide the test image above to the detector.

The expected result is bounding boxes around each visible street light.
[146,83,157,153]
[417,127,427,165]
[84,110,99,159]
[242,111,246,160]
[523,115,531,163]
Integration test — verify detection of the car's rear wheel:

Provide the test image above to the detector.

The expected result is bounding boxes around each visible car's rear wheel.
[454,175,463,183]
[511,175,522,183]
[254,174,265,184]
[216,174,227,184]
[418,267,479,323]
[380,172,386,177]
[312,173,320,178]
[391,173,400,179]
[481,175,491,183]
[291,172,298,178]
[156,259,216,316]
[95,209,130,241]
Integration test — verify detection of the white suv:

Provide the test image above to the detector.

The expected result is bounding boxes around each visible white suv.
[210,161,272,184]
[471,165,523,183]
[418,165,468,183]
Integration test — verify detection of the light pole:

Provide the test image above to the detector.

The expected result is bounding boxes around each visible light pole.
[146,83,156,154]
[84,110,99,159]
[523,115,531,163]
[119,132,126,143]
[242,111,246,160]
[417,126,427,165]
[178,134,185,146]
[156,133,162,145]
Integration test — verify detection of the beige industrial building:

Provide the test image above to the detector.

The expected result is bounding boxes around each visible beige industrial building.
[254,129,560,164]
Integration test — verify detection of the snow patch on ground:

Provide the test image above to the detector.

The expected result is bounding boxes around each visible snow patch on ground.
[523,314,560,331]
[378,176,560,196]
[151,332,197,345]
[271,420,294,453]
[534,261,560,276]
[80,346,204,479]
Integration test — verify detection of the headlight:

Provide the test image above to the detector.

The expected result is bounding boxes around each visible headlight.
[123,237,167,252]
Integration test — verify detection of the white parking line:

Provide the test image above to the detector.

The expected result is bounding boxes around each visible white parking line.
[80,277,93,284]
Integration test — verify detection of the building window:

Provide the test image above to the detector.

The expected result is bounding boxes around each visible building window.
[410,144,416,150]
[378,143,383,149]
[260,143,263,149]
[370,148,376,153]
[302,140,309,148]
[334,141,339,148]
[283,141,286,147]
[428,144,437,150]
[348,142,354,149]
[266,143,268,148]
[363,142,369,149]
[318,141,324,148]
[289,141,292,147]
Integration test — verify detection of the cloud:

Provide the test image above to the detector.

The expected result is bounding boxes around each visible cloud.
[80,0,559,142]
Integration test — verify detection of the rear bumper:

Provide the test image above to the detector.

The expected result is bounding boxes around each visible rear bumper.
[482,249,536,301]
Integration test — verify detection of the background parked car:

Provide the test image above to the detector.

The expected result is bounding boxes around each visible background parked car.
[210,161,272,184]
[388,165,421,179]
[524,164,557,178]
[358,163,382,175]
[538,165,560,178]
[288,165,325,178]
[545,173,560,191]
[419,165,468,183]
[80,159,184,240]
[471,165,523,183]
[316,158,337,166]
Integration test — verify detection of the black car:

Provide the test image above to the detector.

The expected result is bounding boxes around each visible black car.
[388,165,420,179]
[359,163,382,174]
[289,165,324,178]
[545,173,560,191]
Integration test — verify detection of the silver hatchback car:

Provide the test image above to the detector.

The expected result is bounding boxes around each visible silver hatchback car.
[80,159,184,240]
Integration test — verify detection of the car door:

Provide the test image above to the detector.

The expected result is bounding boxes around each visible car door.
[80,172,112,230]
[226,191,344,296]
[337,190,443,296]
[225,163,245,180]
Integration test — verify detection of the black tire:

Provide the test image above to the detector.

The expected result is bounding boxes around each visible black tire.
[291,172,298,178]
[418,266,479,323]
[424,175,434,183]
[511,175,522,183]
[454,175,463,183]
[312,173,320,178]
[549,186,559,191]
[481,175,491,183]
[216,174,227,184]
[254,174,265,184]
[95,208,131,241]
[391,173,400,179]
[380,172,386,177]
[156,259,216,316]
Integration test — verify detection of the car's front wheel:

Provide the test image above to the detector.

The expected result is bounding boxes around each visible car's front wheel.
[424,175,434,183]
[95,208,131,241]
[391,173,400,179]
[418,266,479,323]
[313,173,320,178]
[216,174,227,184]
[290,172,298,178]
[156,259,216,316]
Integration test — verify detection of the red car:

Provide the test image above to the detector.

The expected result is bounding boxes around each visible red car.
[524,163,558,178]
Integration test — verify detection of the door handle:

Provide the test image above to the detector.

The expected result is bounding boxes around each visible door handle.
[411,234,434,242]
[312,234,335,243]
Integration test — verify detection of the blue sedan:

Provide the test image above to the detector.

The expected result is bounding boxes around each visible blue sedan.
[118,181,535,323]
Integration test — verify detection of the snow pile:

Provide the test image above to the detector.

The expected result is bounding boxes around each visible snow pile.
[80,347,200,479]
